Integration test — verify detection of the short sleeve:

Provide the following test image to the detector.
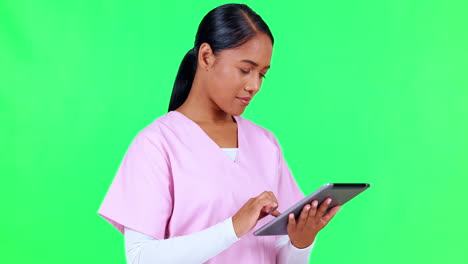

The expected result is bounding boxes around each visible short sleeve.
[270,133,305,213]
[97,131,173,240]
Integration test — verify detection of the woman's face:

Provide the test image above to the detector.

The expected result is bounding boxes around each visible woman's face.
[203,33,273,116]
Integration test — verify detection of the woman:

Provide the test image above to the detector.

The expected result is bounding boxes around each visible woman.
[98,3,341,263]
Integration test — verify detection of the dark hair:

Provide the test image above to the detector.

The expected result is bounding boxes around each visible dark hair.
[168,3,274,112]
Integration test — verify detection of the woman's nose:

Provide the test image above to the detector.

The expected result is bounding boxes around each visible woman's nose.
[245,75,261,93]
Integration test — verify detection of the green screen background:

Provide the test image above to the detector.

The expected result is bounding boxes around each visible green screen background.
[2,0,467,263]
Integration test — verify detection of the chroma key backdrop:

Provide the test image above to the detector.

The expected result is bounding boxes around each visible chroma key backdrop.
[2,0,467,263]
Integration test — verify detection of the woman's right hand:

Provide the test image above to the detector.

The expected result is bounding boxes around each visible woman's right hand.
[231,191,281,238]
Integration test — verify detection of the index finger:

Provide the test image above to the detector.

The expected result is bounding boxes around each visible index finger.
[270,209,281,217]
[267,192,281,216]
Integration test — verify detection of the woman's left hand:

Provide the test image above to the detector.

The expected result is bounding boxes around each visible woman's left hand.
[286,198,341,249]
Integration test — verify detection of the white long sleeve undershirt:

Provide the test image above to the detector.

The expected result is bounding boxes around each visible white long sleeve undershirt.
[124,216,314,264]
[123,148,314,263]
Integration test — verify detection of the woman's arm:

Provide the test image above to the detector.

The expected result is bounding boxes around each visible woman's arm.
[124,217,239,264]
[124,216,314,264]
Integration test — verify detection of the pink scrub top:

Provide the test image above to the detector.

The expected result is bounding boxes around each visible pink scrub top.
[98,110,305,263]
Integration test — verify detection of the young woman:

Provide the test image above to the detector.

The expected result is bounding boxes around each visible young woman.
[98,3,341,263]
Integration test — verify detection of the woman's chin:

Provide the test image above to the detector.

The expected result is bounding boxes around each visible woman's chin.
[230,108,245,117]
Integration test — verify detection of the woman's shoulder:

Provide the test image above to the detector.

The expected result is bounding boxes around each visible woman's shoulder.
[141,112,173,133]
[133,112,281,149]
[129,112,175,148]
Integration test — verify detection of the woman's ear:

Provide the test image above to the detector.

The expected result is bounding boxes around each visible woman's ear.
[197,42,216,72]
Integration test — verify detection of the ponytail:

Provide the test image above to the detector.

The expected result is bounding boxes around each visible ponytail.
[168,47,198,112]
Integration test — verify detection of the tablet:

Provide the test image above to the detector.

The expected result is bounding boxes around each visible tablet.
[253,183,370,236]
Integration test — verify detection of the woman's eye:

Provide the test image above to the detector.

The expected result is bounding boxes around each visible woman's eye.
[240,69,266,79]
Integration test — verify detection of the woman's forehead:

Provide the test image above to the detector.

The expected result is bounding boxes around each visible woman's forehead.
[220,35,272,67]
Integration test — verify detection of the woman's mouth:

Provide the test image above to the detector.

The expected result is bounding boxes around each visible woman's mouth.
[237,97,251,106]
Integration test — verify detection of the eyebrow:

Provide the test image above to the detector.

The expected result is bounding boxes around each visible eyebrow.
[240,59,270,70]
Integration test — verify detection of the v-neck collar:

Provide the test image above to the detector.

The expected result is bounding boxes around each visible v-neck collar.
[169,110,242,165]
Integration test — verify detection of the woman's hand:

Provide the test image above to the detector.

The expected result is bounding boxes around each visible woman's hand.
[287,198,341,249]
[232,191,281,238]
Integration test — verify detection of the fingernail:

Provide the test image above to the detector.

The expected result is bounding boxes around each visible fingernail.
[312,201,318,207]
[273,202,277,207]
[289,213,293,218]
[327,198,332,203]
[306,205,311,210]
